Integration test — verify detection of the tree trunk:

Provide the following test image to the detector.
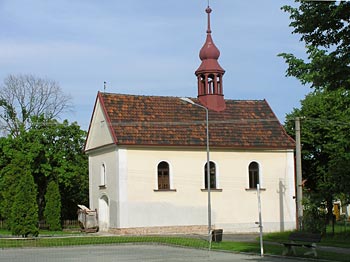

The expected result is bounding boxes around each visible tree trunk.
[326,197,334,234]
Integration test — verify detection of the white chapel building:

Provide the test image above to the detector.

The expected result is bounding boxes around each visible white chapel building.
[84,6,296,234]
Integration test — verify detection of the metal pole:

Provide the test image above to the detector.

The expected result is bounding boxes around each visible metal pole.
[179,98,212,245]
[257,183,264,257]
[205,107,212,242]
[295,117,303,230]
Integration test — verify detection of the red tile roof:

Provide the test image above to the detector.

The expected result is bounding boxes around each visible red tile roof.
[97,92,295,149]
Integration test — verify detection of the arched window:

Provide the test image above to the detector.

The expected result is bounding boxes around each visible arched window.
[100,163,106,187]
[158,161,170,190]
[204,161,216,189]
[249,162,259,189]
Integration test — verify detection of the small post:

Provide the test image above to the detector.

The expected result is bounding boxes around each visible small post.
[257,183,264,257]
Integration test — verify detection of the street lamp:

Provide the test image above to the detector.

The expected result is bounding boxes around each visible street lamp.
[180,97,212,241]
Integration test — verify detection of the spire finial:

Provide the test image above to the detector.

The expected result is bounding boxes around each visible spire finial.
[206,4,212,34]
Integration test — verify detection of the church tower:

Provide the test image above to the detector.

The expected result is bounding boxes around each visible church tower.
[195,5,226,111]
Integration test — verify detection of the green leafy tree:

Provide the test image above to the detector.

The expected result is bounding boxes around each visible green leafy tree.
[27,117,88,220]
[280,1,350,91]
[44,180,62,231]
[0,116,88,222]
[28,117,89,219]
[10,168,39,237]
[281,0,350,226]
[285,89,350,223]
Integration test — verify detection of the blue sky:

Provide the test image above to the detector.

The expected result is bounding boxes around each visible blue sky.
[0,0,309,130]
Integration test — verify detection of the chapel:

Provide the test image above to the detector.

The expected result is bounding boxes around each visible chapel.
[84,5,296,234]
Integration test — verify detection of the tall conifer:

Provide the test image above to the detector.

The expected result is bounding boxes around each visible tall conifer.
[44,180,62,231]
[10,171,39,237]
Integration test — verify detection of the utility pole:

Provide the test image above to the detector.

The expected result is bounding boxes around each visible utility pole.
[295,117,303,230]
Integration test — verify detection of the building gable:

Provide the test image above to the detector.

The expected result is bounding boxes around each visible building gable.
[85,94,116,152]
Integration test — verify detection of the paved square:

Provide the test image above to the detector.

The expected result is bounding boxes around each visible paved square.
[1,244,305,262]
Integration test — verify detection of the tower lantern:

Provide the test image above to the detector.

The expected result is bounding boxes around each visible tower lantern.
[195,5,226,111]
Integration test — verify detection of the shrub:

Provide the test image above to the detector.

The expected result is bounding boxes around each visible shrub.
[44,181,62,231]
[302,199,327,234]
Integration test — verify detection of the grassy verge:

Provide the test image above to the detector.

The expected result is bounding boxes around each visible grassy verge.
[264,230,350,248]
[0,236,208,249]
[211,241,350,262]
[0,234,349,261]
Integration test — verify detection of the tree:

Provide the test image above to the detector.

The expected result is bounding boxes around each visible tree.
[28,117,89,219]
[0,74,72,136]
[0,116,88,222]
[44,181,62,231]
[0,139,23,224]
[10,168,39,237]
[284,89,350,224]
[280,0,350,227]
[280,1,350,91]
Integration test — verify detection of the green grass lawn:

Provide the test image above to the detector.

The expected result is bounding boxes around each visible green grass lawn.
[212,240,350,261]
[1,227,349,261]
[0,234,348,261]
[264,228,350,248]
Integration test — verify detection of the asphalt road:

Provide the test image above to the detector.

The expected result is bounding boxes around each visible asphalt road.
[0,244,307,262]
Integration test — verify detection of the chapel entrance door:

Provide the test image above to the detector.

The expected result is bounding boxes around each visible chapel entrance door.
[99,195,109,231]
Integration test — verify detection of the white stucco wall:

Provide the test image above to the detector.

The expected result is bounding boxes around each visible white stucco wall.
[116,147,296,233]
[85,99,114,151]
[88,146,118,229]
